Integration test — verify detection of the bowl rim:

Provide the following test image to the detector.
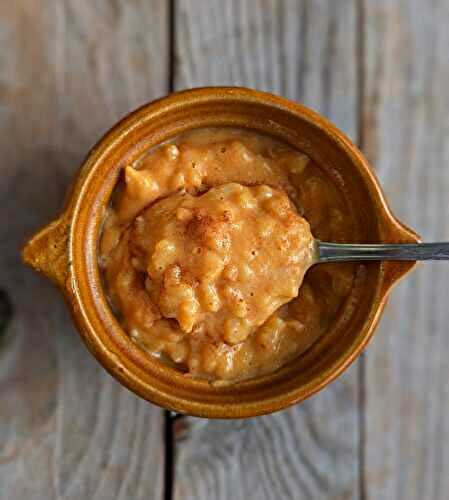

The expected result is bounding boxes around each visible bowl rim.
[23,87,420,418]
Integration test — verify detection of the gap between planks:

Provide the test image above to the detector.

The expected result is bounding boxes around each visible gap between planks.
[356,1,367,499]
[164,2,178,500]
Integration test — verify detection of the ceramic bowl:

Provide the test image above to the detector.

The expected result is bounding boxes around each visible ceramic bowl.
[22,88,419,418]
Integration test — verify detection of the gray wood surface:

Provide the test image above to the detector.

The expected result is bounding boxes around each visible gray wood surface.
[173,2,361,499]
[2,1,449,499]
[0,2,168,499]
[363,1,449,499]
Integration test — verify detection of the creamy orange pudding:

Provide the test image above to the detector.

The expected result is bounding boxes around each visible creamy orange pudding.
[100,128,355,381]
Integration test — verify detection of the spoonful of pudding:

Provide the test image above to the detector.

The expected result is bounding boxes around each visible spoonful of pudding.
[126,183,315,345]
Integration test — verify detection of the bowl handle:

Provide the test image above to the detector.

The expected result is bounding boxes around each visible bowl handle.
[22,214,71,291]
[379,215,421,295]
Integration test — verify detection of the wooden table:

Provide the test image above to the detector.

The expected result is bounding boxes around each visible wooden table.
[1,1,449,498]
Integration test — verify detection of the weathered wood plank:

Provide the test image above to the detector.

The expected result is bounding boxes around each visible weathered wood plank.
[0,2,168,499]
[363,1,449,498]
[173,1,361,499]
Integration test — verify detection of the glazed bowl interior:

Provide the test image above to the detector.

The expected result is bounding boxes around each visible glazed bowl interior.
[69,88,417,418]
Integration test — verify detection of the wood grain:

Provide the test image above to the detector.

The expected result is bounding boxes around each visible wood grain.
[362,1,449,498]
[173,1,361,499]
[4,1,448,498]
[0,2,168,498]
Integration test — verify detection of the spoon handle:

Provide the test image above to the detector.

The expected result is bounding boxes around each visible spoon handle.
[317,241,449,263]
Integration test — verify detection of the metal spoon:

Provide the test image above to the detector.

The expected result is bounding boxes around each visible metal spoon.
[316,241,449,263]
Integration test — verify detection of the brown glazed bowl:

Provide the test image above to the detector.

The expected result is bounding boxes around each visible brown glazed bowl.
[22,88,419,418]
